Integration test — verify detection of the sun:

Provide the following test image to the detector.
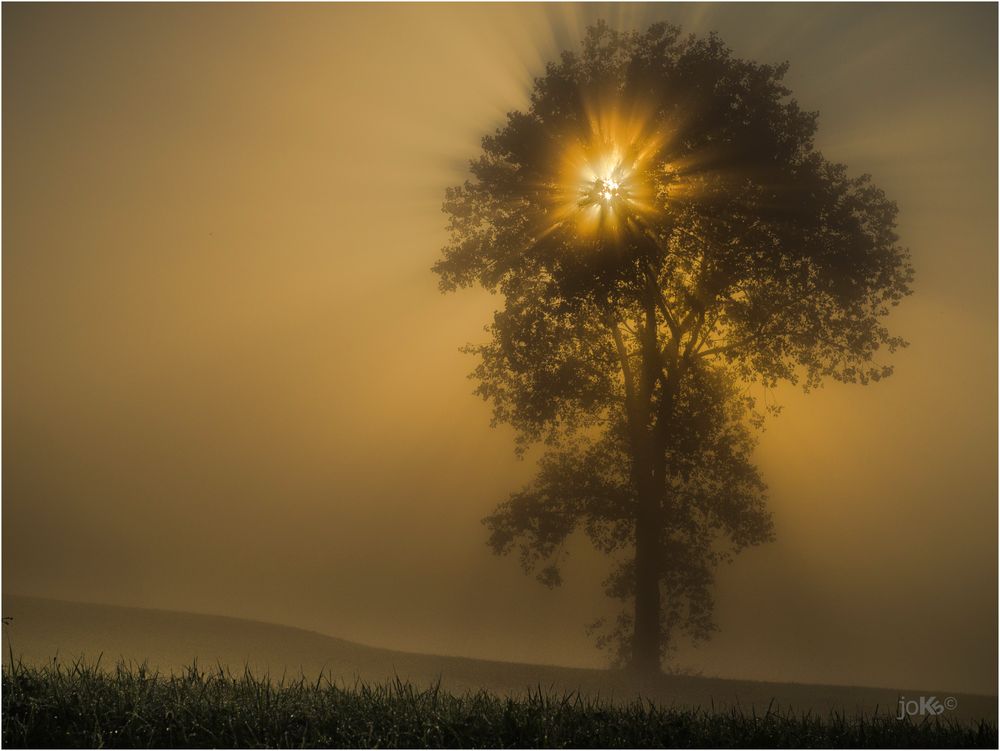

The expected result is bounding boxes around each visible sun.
[551,143,649,237]
[540,99,668,240]
[582,174,628,211]
[597,178,621,204]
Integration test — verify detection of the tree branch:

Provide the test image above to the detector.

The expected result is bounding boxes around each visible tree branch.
[605,313,637,407]
[642,260,682,340]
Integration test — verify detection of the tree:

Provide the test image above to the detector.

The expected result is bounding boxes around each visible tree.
[433,21,913,674]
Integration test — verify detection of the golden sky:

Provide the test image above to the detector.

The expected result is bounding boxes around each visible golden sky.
[3,3,996,694]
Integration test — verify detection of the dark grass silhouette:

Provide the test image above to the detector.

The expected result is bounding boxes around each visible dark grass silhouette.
[4,659,996,749]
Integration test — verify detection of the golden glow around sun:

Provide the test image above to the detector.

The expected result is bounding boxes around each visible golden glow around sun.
[535,95,675,241]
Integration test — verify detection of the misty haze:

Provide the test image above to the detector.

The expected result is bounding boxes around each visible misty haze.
[2,3,997,748]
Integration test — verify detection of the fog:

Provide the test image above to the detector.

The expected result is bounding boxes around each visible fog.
[3,3,996,695]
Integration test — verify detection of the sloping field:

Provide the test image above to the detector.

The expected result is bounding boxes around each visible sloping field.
[3,595,994,723]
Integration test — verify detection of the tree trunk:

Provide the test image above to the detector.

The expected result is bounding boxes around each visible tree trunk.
[629,437,662,675]
[627,287,673,676]
[631,479,661,674]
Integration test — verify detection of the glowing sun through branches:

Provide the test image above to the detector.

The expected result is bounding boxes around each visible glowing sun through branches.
[543,99,670,241]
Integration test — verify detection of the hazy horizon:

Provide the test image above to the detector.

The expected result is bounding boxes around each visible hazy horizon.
[4,3,997,696]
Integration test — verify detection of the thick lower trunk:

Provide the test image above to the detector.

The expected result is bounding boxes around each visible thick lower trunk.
[626,292,674,676]
[630,452,662,675]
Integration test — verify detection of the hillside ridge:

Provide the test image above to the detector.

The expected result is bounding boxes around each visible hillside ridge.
[3,594,995,723]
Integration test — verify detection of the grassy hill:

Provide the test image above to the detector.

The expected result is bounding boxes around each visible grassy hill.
[3,595,995,725]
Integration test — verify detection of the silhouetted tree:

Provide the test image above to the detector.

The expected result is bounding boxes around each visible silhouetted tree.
[434,22,913,674]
